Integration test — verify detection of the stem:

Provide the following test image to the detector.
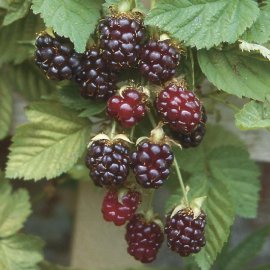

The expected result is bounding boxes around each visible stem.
[174,156,189,206]
[110,121,117,138]
[130,126,135,140]
[147,110,157,128]
[151,0,156,9]
[190,48,195,91]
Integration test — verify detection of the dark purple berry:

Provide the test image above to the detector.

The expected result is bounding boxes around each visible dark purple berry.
[165,208,206,257]
[85,139,130,187]
[131,141,174,188]
[126,214,164,263]
[35,33,81,80]
[140,40,180,85]
[99,14,146,70]
[75,48,117,100]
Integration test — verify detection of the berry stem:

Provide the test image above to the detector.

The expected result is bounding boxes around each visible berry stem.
[190,48,195,91]
[147,110,157,128]
[173,157,189,206]
[130,126,135,140]
[110,121,117,138]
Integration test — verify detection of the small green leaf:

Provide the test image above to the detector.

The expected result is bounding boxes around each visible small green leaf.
[242,0,270,44]
[0,179,31,237]
[79,103,106,117]
[221,226,270,270]
[235,100,270,130]
[0,234,44,270]
[6,101,92,181]
[145,0,259,49]
[2,0,31,26]
[198,48,270,101]
[6,61,55,101]
[0,12,43,65]
[0,75,12,140]
[191,176,235,270]
[31,0,103,53]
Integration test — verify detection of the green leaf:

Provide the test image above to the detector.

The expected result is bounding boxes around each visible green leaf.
[0,12,43,65]
[31,0,103,53]
[0,234,44,270]
[58,85,106,117]
[235,100,270,130]
[250,266,270,270]
[2,0,31,26]
[145,0,259,49]
[0,179,31,237]
[198,48,270,101]
[242,0,270,44]
[6,101,92,181]
[6,61,55,101]
[165,192,181,213]
[40,261,80,270]
[0,75,12,140]
[221,226,270,270]
[191,175,234,270]
[209,146,260,218]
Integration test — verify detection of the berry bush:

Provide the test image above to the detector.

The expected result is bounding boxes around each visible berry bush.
[0,0,270,269]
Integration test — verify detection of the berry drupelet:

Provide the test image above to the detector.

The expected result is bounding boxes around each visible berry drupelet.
[140,39,180,85]
[155,82,202,134]
[75,48,117,100]
[169,106,207,148]
[126,214,164,263]
[102,189,141,226]
[165,208,206,257]
[99,13,146,70]
[107,87,148,128]
[35,33,81,80]
[85,139,130,187]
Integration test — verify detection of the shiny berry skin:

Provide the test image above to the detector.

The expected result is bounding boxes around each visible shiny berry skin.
[85,140,130,187]
[139,40,180,85]
[99,14,145,70]
[131,141,174,188]
[75,48,117,100]
[155,83,202,133]
[165,208,206,257]
[35,33,81,80]
[125,214,164,263]
[170,107,207,148]
[107,88,147,128]
[102,190,141,226]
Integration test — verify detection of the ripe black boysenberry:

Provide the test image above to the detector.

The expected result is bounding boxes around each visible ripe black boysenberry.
[35,33,81,80]
[132,141,174,189]
[139,40,180,85]
[99,13,145,70]
[126,214,164,263]
[75,48,117,100]
[85,139,130,187]
[165,208,206,257]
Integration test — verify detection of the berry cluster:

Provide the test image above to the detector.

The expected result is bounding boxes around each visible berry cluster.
[34,6,207,265]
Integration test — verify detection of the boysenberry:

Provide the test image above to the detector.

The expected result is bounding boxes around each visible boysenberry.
[107,87,147,128]
[86,139,130,187]
[139,40,180,85]
[132,141,174,188]
[99,13,145,70]
[35,33,81,80]
[165,208,206,257]
[155,83,202,133]
[102,189,141,226]
[75,48,117,100]
[169,107,207,148]
[126,214,164,263]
